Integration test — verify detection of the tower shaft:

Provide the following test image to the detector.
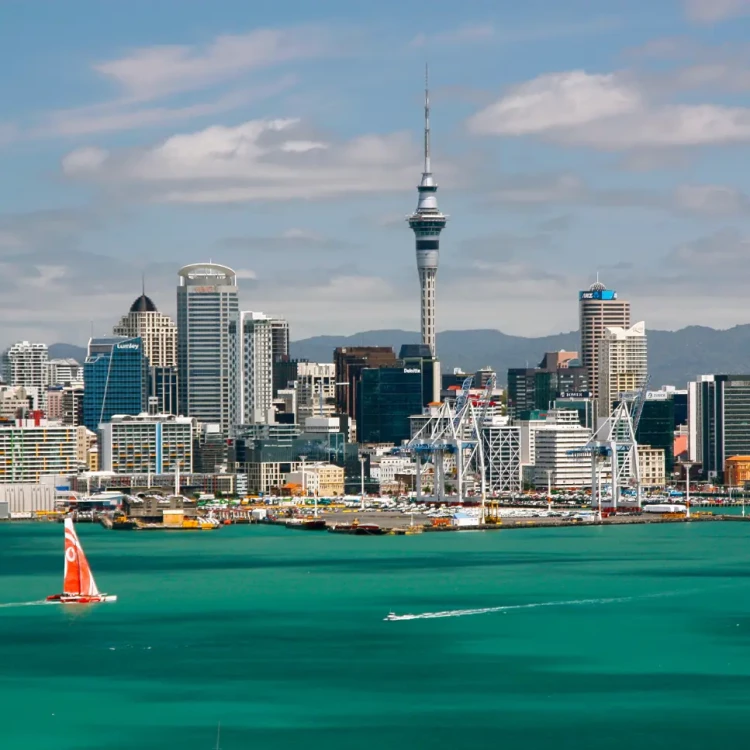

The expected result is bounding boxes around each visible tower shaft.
[407,65,447,358]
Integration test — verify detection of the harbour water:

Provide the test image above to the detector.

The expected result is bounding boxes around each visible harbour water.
[2,521,750,749]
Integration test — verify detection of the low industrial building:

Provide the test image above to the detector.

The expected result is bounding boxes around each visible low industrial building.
[725,456,750,488]
[285,463,345,496]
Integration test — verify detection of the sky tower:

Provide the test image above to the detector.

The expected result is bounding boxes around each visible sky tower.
[408,66,447,358]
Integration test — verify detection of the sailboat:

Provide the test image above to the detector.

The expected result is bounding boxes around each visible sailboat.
[47,518,117,604]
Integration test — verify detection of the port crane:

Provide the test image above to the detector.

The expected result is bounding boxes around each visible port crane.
[567,377,650,513]
[407,373,497,520]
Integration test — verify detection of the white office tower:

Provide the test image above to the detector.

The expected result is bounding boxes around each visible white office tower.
[407,68,447,357]
[114,292,177,368]
[296,362,336,421]
[1,341,49,408]
[177,264,239,432]
[596,322,648,418]
[533,409,592,489]
[230,312,288,425]
[579,281,630,403]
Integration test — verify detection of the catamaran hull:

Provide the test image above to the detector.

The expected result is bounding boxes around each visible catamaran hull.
[46,594,117,604]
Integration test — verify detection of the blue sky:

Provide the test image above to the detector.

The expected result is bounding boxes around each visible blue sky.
[2,0,750,346]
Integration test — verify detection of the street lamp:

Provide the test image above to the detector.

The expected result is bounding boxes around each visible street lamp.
[299,455,307,511]
[359,453,367,511]
[680,461,695,519]
[546,469,553,514]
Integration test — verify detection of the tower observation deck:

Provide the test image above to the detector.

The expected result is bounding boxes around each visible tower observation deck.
[407,67,447,358]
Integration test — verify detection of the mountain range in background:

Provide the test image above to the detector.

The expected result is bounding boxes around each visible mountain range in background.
[50,324,750,388]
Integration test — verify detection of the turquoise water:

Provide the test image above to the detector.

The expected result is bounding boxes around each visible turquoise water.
[2,522,750,749]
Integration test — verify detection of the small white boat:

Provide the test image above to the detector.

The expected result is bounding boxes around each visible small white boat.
[47,518,117,604]
[384,612,399,621]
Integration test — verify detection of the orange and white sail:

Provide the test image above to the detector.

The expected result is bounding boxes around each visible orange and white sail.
[63,518,100,597]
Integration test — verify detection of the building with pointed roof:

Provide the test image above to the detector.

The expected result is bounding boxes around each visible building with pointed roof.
[114,292,177,369]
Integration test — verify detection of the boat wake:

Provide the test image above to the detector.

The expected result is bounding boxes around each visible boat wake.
[385,595,643,621]
[0,600,52,609]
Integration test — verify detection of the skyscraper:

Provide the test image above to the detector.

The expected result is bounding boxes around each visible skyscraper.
[596,322,648,418]
[113,291,177,368]
[177,263,238,432]
[83,336,148,431]
[691,374,750,481]
[407,68,447,357]
[579,280,630,404]
[114,290,179,414]
[1,341,49,408]
[229,311,286,425]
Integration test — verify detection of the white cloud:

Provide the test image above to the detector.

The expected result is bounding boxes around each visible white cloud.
[411,24,495,47]
[94,26,337,102]
[468,70,750,150]
[684,0,750,23]
[62,118,429,203]
[488,172,750,218]
[36,79,294,138]
[673,184,750,216]
[410,18,620,48]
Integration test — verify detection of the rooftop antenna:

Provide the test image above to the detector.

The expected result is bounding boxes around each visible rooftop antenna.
[141,271,146,297]
[424,62,431,176]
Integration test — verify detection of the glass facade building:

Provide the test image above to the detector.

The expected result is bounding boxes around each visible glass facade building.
[150,366,178,415]
[83,336,147,431]
[637,398,675,475]
[697,375,750,481]
[177,264,238,433]
[357,367,424,445]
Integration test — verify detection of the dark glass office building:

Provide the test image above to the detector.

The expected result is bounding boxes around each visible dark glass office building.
[698,375,750,481]
[357,367,424,445]
[83,336,148,431]
[637,397,675,474]
[150,366,178,415]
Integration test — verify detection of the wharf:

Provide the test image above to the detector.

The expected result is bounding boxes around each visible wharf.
[270,510,746,534]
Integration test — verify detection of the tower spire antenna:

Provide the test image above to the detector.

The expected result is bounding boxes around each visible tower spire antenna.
[142,271,146,297]
[424,63,431,176]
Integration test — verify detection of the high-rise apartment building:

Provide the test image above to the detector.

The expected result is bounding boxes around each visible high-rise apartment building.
[98,413,194,474]
[229,312,288,425]
[177,263,238,432]
[114,293,177,368]
[295,362,336,421]
[579,281,630,403]
[115,292,180,416]
[1,341,49,407]
[596,322,648,418]
[46,358,83,386]
[83,336,148,431]
[0,419,88,483]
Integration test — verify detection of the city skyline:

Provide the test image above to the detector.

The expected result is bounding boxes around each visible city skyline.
[3,1,750,347]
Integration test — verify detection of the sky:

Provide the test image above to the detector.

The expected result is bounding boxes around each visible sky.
[3,0,750,347]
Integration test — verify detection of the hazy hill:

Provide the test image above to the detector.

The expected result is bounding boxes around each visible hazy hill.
[291,326,750,388]
[51,324,750,388]
[49,343,87,362]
